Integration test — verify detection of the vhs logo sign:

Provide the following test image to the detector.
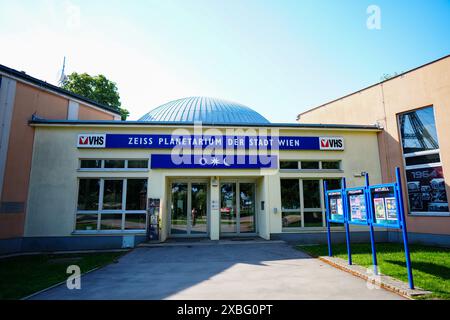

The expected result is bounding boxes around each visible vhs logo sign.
[77,134,106,148]
[319,137,344,150]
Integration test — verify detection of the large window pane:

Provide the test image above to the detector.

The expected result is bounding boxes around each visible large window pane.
[75,214,98,230]
[125,214,146,230]
[126,179,147,210]
[303,180,321,208]
[399,107,439,154]
[304,211,323,227]
[282,212,301,228]
[77,179,100,210]
[103,180,123,210]
[100,214,122,230]
[280,179,300,210]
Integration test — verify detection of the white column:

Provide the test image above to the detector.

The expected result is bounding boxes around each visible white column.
[209,176,220,240]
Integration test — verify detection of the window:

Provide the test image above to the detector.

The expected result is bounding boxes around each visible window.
[303,180,321,208]
[77,179,100,210]
[80,160,102,169]
[301,161,319,169]
[281,179,301,228]
[128,160,148,169]
[104,160,125,168]
[76,178,148,231]
[398,106,448,214]
[280,161,299,169]
[322,161,340,170]
[281,179,300,210]
[103,180,123,210]
[126,179,148,210]
[79,159,149,170]
[279,160,341,171]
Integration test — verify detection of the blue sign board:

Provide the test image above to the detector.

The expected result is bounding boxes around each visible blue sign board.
[369,184,401,228]
[323,168,414,289]
[77,133,344,151]
[150,154,278,169]
[346,187,369,225]
[326,190,345,223]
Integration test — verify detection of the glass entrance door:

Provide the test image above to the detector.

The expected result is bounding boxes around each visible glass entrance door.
[220,182,256,235]
[171,182,208,236]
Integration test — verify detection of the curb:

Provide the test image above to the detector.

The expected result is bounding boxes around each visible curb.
[138,240,285,247]
[313,255,432,299]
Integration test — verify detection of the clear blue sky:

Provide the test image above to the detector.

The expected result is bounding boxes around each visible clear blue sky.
[1,0,449,122]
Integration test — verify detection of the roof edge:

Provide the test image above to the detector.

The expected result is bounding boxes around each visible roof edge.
[297,53,450,120]
[0,64,121,115]
[28,118,381,131]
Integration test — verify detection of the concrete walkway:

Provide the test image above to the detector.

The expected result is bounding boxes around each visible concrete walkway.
[29,241,404,300]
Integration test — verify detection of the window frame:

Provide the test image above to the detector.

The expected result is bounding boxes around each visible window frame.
[78,159,150,172]
[280,178,330,230]
[397,105,449,216]
[279,160,341,172]
[75,177,148,233]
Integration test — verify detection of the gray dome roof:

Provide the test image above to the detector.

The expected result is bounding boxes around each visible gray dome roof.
[138,96,270,124]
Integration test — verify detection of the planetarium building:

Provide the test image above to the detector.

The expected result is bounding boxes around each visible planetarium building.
[21,96,382,250]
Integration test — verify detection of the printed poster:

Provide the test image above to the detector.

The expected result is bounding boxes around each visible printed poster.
[350,194,367,221]
[330,198,337,215]
[373,197,386,220]
[384,197,398,220]
[336,198,343,215]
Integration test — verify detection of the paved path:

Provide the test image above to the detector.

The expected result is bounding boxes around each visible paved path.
[30,241,403,300]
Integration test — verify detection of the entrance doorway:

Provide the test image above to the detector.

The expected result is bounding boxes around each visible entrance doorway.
[170,182,208,236]
[220,182,256,235]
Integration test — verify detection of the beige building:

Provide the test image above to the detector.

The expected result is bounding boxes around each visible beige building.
[0,64,121,253]
[298,55,450,245]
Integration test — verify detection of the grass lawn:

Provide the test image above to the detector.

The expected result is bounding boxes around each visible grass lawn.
[297,243,450,300]
[0,251,126,300]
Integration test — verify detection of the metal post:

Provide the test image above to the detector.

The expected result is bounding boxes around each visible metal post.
[342,177,352,265]
[396,167,414,289]
[324,181,332,257]
[365,173,378,275]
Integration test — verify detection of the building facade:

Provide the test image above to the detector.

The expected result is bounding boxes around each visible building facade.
[0,65,121,253]
[11,97,383,252]
[298,55,450,246]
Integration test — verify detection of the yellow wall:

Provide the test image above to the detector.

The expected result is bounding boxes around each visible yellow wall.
[25,125,381,239]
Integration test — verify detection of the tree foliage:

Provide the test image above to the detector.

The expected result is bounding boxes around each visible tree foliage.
[62,72,129,120]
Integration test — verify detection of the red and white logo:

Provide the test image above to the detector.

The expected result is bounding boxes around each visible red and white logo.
[77,134,106,148]
[319,137,344,150]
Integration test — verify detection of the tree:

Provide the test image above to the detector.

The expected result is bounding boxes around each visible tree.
[62,72,129,120]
